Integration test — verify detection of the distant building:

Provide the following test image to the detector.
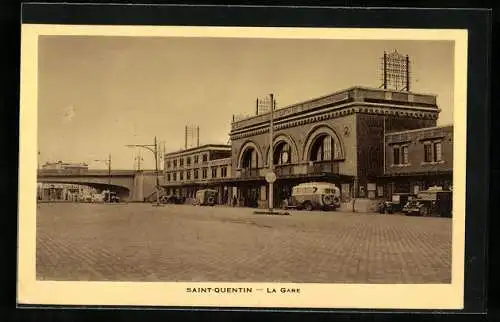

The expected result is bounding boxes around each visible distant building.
[41,161,89,171]
[162,144,233,204]
[37,183,96,201]
[381,125,453,196]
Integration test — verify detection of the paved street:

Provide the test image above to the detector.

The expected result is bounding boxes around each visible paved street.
[36,203,452,284]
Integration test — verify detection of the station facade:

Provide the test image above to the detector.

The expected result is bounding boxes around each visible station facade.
[161,86,453,210]
[228,86,441,208]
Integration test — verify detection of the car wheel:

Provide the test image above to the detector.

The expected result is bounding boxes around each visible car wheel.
[304,202,313,211]
[420,207,429,217]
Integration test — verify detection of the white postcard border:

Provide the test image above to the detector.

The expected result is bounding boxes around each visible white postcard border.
[18,25,468,309]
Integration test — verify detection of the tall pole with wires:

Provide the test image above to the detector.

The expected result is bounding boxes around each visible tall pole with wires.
[268,93,275,213]
[135,151,144,171]
[94,155,112,202]
[108,154,111,186]
[94,155,112,187]
[154,136,160,205]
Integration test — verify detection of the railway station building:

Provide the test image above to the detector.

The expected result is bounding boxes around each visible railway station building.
[228,86,441,208]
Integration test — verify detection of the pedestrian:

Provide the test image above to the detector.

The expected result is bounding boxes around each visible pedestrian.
[232,195,237,207]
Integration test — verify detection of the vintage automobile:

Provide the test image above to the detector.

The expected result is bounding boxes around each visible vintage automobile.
[402,186,452,217]
[284,182,341,211]
[161,194,186,204]
[401,199,425,216]
[102,190,120,203]
[79,193,93,203]
[91,193,105,203]
[193,189,218,206]
[378,193,415,214]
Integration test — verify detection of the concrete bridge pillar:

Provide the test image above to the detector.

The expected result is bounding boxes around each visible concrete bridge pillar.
[132,171,145,202]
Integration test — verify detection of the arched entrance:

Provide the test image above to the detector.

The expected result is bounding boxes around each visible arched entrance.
[300,125,347,200]
[242,147,257,168]
[237,142,263,208]
[238,141,262,176]
[272,141,293,207]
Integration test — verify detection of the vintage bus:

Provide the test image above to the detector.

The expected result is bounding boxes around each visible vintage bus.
[284,182,341,211]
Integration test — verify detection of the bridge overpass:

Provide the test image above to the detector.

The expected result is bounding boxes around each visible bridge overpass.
[37,169,161,201]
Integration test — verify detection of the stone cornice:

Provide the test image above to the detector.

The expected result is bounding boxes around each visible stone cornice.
[230,105,439,141]
[230,102,439,136]
[165,145,231,159]
[231,86,437,131]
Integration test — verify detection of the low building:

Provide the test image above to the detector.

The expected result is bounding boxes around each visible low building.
[162,144,233,204]
[381,124,453,196]
[38,183,96,201]
[41,161,89,171]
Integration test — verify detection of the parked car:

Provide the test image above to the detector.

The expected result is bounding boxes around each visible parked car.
[402,186,452,217]
[193,189,218,206]
[378,193,415,214]
[161,194,186,204]
[284,182,341,211]
[79,193,92,203]
[91,193,105,203]
[102,190,120,203]
[402,199,425,216]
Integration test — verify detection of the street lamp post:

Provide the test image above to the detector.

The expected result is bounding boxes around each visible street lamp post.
[268,93,275,213]
[126,136,161,206]
[254,93,287,216]
[135,151,144,171]
[94,154,112,200]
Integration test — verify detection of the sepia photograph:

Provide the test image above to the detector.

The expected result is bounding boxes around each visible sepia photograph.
[18,23,469,310]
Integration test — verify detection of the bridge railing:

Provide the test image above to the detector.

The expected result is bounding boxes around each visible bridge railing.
[38,169,137,176]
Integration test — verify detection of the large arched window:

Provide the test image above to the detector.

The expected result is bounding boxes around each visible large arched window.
[310,134,334,161]
[273,142,291,165]
[241,147,258,169]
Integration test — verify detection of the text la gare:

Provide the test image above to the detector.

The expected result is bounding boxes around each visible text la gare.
[267,288,300,294]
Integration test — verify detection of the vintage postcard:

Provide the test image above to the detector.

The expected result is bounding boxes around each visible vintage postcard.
[18,24,468,310]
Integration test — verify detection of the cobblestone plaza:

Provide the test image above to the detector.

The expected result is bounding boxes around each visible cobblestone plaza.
[36,203,452,284]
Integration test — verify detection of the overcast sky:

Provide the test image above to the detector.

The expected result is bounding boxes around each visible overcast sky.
[38,36,454,170]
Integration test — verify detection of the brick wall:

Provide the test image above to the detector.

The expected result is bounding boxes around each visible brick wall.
[385,116,436,133]
[356,114,384,181]
[210,150,232,161]
[385,125,453,175]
